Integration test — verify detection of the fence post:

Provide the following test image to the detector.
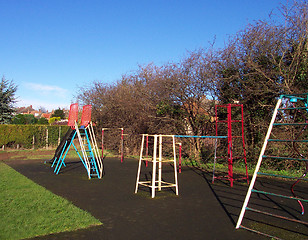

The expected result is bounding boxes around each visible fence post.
[58,126,61,145]
[46,127,49,149]
[32,135,35,149]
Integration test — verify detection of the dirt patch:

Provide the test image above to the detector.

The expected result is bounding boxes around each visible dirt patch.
[0,150,54,161]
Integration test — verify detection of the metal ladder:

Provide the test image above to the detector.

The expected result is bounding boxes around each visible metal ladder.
[214,103,249,187]
[236,93,308,239]
[75,122,103,179]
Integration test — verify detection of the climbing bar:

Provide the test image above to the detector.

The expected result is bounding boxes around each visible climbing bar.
[216,103,243,108]
[273,123,308,126]
[281,93,306,99]
[262,155,308,161]
[246,207,308,225]
[141,158,174,163]
[278,107,308,110]
[174,135,227,139]
[238,225,279,239]
[267,139,308,142]
[251,189,308,202]
[257,172,308,181]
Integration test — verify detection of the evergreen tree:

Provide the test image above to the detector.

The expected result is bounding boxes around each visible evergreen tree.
[51,108,65,119]
[0,77,17,124]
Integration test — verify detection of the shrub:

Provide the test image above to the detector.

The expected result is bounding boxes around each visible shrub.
[0,125,70,149]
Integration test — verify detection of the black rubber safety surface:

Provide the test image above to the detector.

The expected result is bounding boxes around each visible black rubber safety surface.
[4,157,307,240]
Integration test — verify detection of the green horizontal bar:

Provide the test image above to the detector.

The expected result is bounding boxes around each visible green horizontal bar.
[257,172,308,180]
[268,139,308,142]
[278,107,308,110]
[175,135,227,139]
[273,123,308,126]
[251,189,308,202]
[281,93,307,99]
[263,155,308,161]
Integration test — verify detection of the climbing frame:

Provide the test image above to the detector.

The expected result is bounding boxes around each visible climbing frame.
[135,134,179,198]
[236,93,308,238]
[214,103,249,187]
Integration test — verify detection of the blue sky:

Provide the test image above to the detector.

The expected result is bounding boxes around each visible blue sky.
[1,0,288,111]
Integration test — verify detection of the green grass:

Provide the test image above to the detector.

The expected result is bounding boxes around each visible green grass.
[0,162,102,240]
[183,158,305,179]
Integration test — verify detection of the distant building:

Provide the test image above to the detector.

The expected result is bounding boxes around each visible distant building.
[41,113,52,119]
[15,105,54,120]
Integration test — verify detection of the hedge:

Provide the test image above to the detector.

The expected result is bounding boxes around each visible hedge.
[0,125,70,149]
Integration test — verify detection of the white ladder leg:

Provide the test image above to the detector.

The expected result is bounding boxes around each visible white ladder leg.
[135,134,145,193]
[151,135,158,198]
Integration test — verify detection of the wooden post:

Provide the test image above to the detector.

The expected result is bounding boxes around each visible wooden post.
[58,126,61,145]
[46,127,49,149]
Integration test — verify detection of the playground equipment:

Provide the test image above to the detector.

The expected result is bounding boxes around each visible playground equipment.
[236,93,308,238]
[50,103,103,179]
[214,103,249,187]
[142,134,182,172]
[135,134,227,198]
[135,134,179,198]
[101,128,124,162]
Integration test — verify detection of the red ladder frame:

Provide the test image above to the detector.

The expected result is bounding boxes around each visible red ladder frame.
[214,103,249,187]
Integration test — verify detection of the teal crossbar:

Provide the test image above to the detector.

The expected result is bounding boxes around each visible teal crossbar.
[175,135,227,139]
[263,155,308,161]
[251,189,308,202]
[257,172,308,180]
[268,139,308,142]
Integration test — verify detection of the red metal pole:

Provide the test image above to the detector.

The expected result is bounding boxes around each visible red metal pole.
[179,143,182,173]
[102,129,104,158]
[227,104,234,187]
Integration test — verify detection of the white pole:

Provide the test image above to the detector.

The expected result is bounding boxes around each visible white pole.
[151,135,158,198]
[236,98,282,229]
[158,135,162,191]
[173,135,179,195]
[212,138,218,183]
[135,134,145,193]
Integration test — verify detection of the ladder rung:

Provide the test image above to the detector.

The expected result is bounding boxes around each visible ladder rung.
[239,225,279,239]
[278,107,307,110]
[268,139,308,142]
[246,207,308,225]
[257,172,308,180]
[263,155,308,161]
[251,189,308,202]
[273,123,308,126]
[141,158,174,163]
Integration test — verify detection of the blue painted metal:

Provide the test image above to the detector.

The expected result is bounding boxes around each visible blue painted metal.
[257,172,308,181]
[80,128,101,178]
[55,131,78,174]
[52,127,101,179]
[251,189,308,202]
[262,155,308,161]
[175,135,227,139]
